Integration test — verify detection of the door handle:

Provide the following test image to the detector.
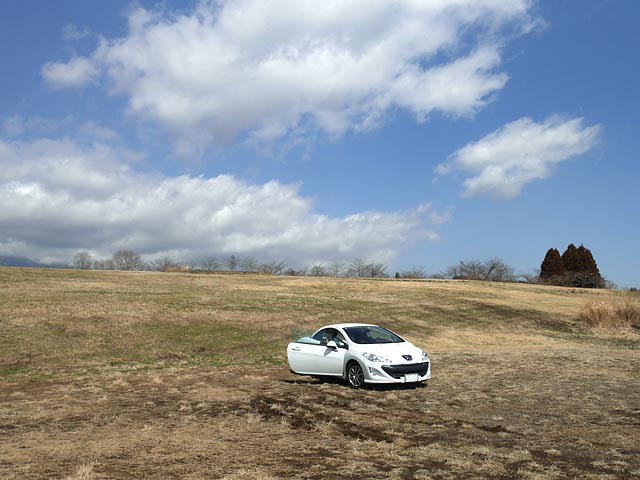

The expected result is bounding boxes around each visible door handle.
[291,347,301,351]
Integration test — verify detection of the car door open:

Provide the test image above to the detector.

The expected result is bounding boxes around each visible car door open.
[287,341,345,376]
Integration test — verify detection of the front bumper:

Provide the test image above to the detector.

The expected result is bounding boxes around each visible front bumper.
[364,361,431,384]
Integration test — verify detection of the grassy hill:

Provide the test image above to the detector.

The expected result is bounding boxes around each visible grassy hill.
[1,268,638,479]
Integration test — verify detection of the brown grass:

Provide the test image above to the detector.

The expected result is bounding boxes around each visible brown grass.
[0,268,638,479]
[578,298,640,329]
[64,462,96,480]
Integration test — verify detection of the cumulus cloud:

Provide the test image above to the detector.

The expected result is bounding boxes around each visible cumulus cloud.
[42,57,99,88]
[42,0,537,150]
[436,115,602,199]
[0,136,445,265]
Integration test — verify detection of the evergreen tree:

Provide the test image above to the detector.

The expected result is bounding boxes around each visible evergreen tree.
[540,248,564,279]
[558,244,605,288]
[576,244,604,288]
[561,244,581,272]
[576,245,600,275]
[539,244,604,289]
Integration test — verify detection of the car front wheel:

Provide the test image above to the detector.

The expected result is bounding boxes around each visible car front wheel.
[347,362,365,388]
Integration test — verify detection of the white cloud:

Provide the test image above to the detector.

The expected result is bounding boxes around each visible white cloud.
[437,115,602,199]
[1,116,72,138]
[42,57,99,88]
[0,136,446,265]
[63,23,91,41]
[1,117,26,137]
[78,121,119,141]
[2,116,122,145]
[42,0,537,151]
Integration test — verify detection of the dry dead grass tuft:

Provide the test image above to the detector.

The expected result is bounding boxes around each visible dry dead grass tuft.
[244,412,263,424]
[220,469,280,480]
[64,462,95,480]
[578,298,640,329]
[313,419,335,435]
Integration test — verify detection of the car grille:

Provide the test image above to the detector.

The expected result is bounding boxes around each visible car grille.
[381,362,429,379]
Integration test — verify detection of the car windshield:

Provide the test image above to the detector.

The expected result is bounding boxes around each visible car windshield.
[343,326,404,344]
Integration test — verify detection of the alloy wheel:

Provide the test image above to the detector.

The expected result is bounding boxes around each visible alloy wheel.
[348,363,364,388]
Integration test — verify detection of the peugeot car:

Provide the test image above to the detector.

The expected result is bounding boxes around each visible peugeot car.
[287,323,430,388]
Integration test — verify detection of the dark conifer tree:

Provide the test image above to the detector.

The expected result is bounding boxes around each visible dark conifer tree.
[561,244,581,272]
[540,248,564,279]
[576,244,604,288]
[539,244,604,288]
[576,245,599,275]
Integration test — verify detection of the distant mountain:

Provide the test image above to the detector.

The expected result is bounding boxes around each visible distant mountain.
[0,255,48,268]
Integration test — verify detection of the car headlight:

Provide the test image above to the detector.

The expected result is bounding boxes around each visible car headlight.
[422,351,429,362]
[361,352,392,363]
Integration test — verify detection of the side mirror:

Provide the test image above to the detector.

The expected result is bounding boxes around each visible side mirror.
[326,340,338,350]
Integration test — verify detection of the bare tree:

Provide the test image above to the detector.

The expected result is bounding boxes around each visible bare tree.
[483,257,515,282]
[444,258,516,282]
[570,271,605,289]
[443,260,485,280]
[442,264,461,279]
[198,256,220,271]
[182,259,199,271]
[347,258,368,277]
[240,256,259,273]
[399,267,427,279]
[224,255,239,272]
[368,263,389,278]
[347,258,388,278]
[309,264,326,277]
[112,249,144,271]
[93,258,114,270]
[284,267,307,276]
[72,251,93,270]
[460,260,485,280]
[327,261,345,277]
[518,269,540,284]
[150,256,178,272]
[259,261,287,275]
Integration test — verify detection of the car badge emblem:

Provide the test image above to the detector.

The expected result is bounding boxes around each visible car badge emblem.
[402,355,412,361]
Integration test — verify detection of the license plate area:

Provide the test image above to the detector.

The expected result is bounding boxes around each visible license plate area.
[404,373,419,382]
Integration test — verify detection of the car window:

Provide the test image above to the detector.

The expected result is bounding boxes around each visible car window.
[312,329,334,346]
[334,331,348,348]
[343,326,404,344]
[311,329,348,348]
[296,336,321,345]
[312,329,328,342]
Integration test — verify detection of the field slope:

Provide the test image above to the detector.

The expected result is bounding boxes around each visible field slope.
[1,268,638,479]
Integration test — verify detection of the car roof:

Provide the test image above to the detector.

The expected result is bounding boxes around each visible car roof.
[318,323,378,330]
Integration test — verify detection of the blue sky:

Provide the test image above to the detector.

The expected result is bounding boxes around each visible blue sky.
[1,0,638,287]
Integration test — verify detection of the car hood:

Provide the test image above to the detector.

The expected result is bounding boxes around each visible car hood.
[353,342,425,363]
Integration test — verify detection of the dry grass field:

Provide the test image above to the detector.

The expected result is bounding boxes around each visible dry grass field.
[1,268,639,479]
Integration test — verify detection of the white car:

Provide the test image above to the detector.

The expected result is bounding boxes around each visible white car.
[287,323,431,388]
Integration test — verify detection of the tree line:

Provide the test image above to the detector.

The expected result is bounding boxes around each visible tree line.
[71,243,612,288]
[72,250,528,282]
[72,250,392,278]
[73,250,287,274]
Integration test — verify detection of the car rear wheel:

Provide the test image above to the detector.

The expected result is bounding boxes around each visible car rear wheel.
[347,362,364,388]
